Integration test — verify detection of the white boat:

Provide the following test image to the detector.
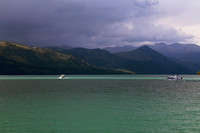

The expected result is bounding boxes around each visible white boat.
[58,74,66,79]
[168,75,182,80]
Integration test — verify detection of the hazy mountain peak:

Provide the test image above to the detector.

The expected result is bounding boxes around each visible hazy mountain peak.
[134,45,161,55]
[137,45,153,50]
[116,45,164,61]
[154,43,167,46]
[170,43,200,48]
[103,45,136,53]
[170,43,183,47]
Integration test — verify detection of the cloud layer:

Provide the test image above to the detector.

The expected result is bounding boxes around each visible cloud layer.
[0,0,195,47]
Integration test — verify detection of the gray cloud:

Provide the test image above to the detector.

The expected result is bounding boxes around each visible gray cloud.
[0,0,193,47]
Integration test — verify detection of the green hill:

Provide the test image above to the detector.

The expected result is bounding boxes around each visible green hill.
[63,48,128,68]
[0,41,131,75]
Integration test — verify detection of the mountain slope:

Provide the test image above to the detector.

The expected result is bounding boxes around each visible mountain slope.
[43,45,73,53]
[63,48,128,68]
[116,46,164,61]
[0,41,131,74]
[63,46,193,74]
[150,43,200,56]
[59,48,145,74]
[103,45,136,53]
[149,43,200,63]
[116,46,193,74]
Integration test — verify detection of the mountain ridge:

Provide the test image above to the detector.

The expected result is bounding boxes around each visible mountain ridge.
[0,41,132,74]
[63,46,193,74]
[103,45,136,53]
[0,41,197,74]
[116,46,193,74]
[149,43,200,64]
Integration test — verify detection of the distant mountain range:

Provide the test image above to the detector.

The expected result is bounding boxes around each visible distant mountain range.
[62,46,193,74]
[0,41,199,74]
[103,45,136,53]
[102,43,200,73]
[0,41,131,75]
[148,43,200,66]
[102,43,200,63]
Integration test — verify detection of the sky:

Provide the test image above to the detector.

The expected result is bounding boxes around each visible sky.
[0,0,200,48]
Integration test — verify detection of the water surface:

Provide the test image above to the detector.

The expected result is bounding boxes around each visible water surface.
[0,75,200,132]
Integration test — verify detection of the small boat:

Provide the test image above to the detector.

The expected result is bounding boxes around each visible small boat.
[168,75,182,80]
[58,74,66,79]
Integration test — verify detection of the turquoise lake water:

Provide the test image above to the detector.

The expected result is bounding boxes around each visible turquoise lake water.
[1,75,200,132]
[0,75,200,80]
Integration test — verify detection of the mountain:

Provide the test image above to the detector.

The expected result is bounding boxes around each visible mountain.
[59,47,145,73]
[103,43,200,64]
[62,48,128,68]
[63,46,193,74]
[103,45,136,53]
[3,41,193,74]
[0,41,131,75]
[149,43,200,55]
[169,57,199,73]
[116,46,193,74]
[149,43,200,63]
[116,46,164,61]
[44,45,73,53]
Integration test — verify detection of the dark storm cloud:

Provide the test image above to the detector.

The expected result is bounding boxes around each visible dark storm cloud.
[0,0,192,47]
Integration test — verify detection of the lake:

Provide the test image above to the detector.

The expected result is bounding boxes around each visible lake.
[0,75,200,133]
